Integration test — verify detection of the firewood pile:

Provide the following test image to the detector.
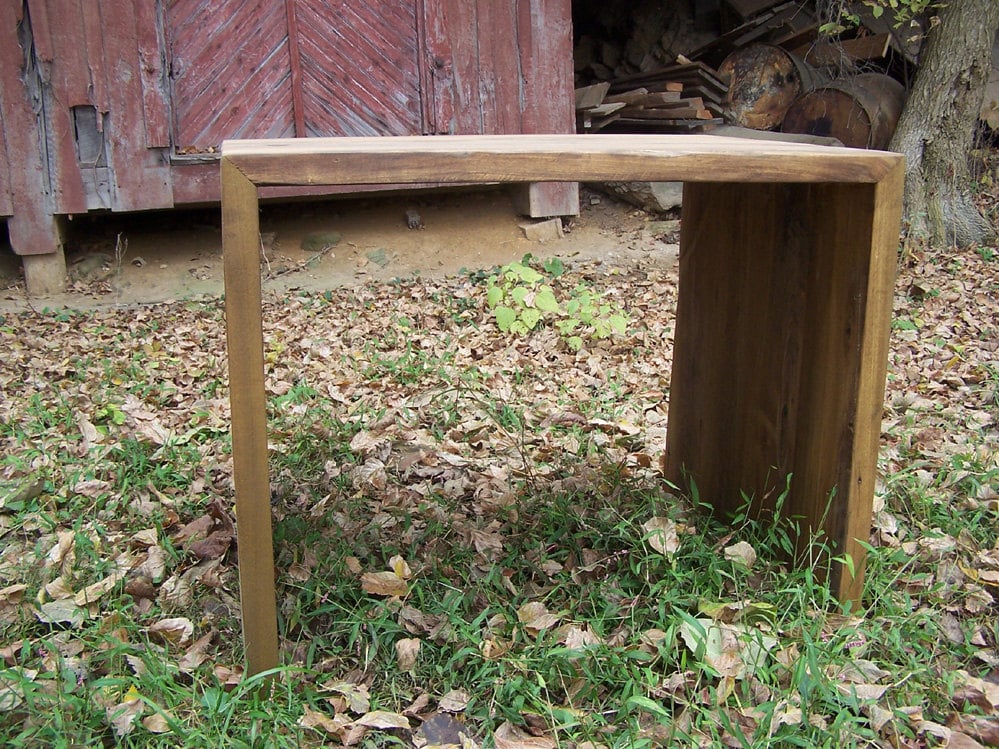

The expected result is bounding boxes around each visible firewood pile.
[573,0,925,147]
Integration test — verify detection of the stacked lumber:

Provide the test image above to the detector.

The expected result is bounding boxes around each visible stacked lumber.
[576,62,726,134]
[571,1,915,144]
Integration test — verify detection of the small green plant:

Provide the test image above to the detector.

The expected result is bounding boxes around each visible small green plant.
[484,255,629,350]
[819,0,942,35]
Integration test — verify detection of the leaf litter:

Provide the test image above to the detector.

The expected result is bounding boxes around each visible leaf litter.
[0,239,997,746]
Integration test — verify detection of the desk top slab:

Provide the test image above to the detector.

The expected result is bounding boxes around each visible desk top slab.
[222,134,903,188]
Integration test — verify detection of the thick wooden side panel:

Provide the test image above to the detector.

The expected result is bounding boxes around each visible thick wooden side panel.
[789,171,901,601]
[666,174,901,603]
[221,159,280,675]
[666,182,806,516]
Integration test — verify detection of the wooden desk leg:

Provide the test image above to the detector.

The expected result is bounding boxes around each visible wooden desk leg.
[221,160,280,675]
[666,169,902,604]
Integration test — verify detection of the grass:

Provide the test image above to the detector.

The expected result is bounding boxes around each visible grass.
[1,255,997,747]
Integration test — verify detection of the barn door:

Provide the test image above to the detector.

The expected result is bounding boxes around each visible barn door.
[165,0,423,153]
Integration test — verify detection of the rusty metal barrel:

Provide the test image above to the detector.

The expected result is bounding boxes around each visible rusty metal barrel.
[718,43,825,130]
[781,72,907,149]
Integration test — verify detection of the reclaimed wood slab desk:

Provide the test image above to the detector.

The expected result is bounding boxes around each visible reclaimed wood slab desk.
[220,134,904,675]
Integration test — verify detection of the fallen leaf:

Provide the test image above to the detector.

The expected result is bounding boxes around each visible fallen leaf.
[361,571,409,597]
[44,530,75,570]
[439,688,471,713]
[106,686,144,738]
[517,601,562,633]
[493,720,556,749]
[642,516,679,557]
[36,599,86,626]
[148,617,195,647]
[187,531,232,560]
[678,617,777,679]
[352,710,411,730]
[395,638,421,672]
[321,681,370,714]
[142,712,173,734]
[724,541,757,568]
[300,706,346,734]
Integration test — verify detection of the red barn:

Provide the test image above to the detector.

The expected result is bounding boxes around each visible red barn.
[0,1,576,293]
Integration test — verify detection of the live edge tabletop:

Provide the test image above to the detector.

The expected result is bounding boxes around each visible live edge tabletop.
[220,134,905,675]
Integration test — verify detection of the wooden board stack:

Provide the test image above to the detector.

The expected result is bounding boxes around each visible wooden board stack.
[575,62,726,134]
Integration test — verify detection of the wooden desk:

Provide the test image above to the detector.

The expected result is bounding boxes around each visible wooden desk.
[220,134,904,675]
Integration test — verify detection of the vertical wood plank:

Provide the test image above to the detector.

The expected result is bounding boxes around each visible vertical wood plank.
[0,1,62,252]
[789,166,902,602]
[99,0,173,210]
[26,0,90,214]
[666,182,806,519]
[515,0,578,216]
[423,0,481,134]
[475,1,521,135]
[221,159,279,675]
[284,0,306,137]
[134,0,171,148]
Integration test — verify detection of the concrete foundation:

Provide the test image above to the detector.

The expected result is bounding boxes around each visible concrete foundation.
[22,249,68,296]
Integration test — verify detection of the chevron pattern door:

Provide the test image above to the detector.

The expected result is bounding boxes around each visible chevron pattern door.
[165,0,423,152]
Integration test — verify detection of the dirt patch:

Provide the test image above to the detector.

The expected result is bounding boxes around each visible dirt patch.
[0,186,680,311]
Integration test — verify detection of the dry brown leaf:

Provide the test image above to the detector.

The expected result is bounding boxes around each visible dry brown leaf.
[106,689,144,738]
[439,688,471,713]
[74,572,125,607]
[299,706,347,734]
[351,710,411,730]
[642,516,679,557]
[395,637,421,672]
[148,617,195,647]
[142,712,173,734]
[724,541,757,568]
[517,602,561,633]
[361,571,409,597]
[320,681,371,714]
[493,720,556,749]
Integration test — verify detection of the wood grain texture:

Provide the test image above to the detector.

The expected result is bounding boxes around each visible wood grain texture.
[101,1,174,211]
[666,182,806,518]
[221,159,279,675]
[0,2,63,251]
[222,134,902,186]
[167,0,297,148]
[665,166,903,602]
[297,0,422,136]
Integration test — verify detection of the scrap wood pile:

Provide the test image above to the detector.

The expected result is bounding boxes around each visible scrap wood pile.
[574,63,726,134]
[573,0,931,147]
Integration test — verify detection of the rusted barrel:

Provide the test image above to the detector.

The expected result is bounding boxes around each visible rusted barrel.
[781,72,907,149]
[718,44,825,130]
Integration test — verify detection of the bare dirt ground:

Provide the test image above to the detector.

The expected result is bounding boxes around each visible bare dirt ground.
[0,186,679,310]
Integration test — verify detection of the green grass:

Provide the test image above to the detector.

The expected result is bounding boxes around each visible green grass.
[1,262,997,747]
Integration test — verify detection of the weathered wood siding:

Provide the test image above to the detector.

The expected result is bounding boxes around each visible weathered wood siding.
[2,0,576,258]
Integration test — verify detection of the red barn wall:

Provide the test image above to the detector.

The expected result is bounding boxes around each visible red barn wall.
[1,0,576,261]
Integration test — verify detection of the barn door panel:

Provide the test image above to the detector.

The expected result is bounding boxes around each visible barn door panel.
[296,0,422,136]
[166,0,297,151]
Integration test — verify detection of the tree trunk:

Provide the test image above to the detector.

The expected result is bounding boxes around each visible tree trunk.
[889,1,999,248]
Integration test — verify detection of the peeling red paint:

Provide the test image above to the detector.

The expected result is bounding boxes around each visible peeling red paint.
[2,0,575,257]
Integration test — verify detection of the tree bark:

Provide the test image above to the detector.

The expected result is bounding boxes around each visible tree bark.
[889,1,999,248]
